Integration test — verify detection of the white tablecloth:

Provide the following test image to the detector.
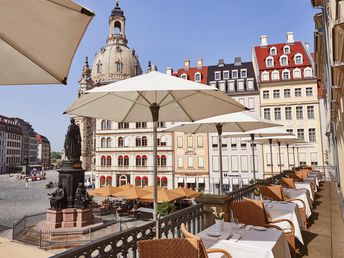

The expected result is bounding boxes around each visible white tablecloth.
[198,222,291,258]
[306,174,319,186]
[295,182,315,200]
[264,200,304,244]
[283,188,312,218]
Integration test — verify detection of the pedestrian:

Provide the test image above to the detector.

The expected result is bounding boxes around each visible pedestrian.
[25,178,29,189]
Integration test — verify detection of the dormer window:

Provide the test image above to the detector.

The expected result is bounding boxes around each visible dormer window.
[280,55,288,66]
[231,70,238,79]
[194,72,201,82]
[116,61,123,73]
[266,56,274,67]
[214,71,221,80]
[283,46,291,54]
[223,71,230,79]
[261,71,269,81]
[294,53,303,64]
[270,47,277,56]
[240,69,247,78]
[293,68,301,79]
[181,73,188,80]
[271,70,280,80]
[304,67,313,78]
[282,69,290,80]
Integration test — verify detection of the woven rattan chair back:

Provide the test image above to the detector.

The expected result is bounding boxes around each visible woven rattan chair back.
[280,178,295,188]
[138,238,200,258]
[231,198,266,226]
[259,185,284,201]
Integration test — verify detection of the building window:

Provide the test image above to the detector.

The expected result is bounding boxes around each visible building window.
[118,137,124,147]
[304,67,313,78]
[309,128,316,142]
[197,135,203,147]
[295,88,302,97]
[297,129,305,140]
[261,71,269,81]
[270,47,277,56]
[161,155,167,166]
[198,156,204,168]
[273,89,280,98]
[118,155,124,166]
[296,106,303,119]
[237,79,244,91]
[107,156,112,166]
[232,70,238,79]
[228,80,235,91]
[101,120,106,130]
[96,62,102,73]
[285,107,292,120]
[142,155,147,166]
[284,89,291,98]
[136,155,142,166]
[272,70,280,80]
[142,136,148,147]
[158,136,167,146]
[283,46,290,54]
[306,87,313,96]
[177,136,183,148]
[274,107,281,120]
[223,71,230,79]
[101,156,106,166]
[101,138,106,148]
[136,122,147,128]
[106,137,112,148]
[194,72,201,82]
[286,129,293,134]
[231,138,237,149]
[266,57,274,67]
[118,122,129,129]
[264,108,271,120]
[263,90,269,99]
[214,71,221,80]
[116,62,123,73]
[124,155,129,166]
[247,79,254,90]
[187,156,194,168]
[136,137,141,147]
[181,73,187,80]
[280,56,288,66]
[240,69,247,78]
[307,106,315,119]
[219,81,226,92]
[293,68,301,79]
[282,70,290,80]
[241,143,247,149]
[187,136,193,148]
[294,54,303,64]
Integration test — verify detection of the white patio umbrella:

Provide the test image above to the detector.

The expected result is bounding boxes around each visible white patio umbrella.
[289,143,315,167]
[64,71,247,221]
[0,0,94,85]
[163,112,280,192]
[250,136,305,173]
[224,127,294,174]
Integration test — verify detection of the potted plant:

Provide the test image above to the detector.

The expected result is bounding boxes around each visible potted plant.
[253,188,261,200]
[157,202,175,217]
[211,207,224,232]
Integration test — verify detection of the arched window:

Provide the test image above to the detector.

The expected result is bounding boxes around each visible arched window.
[124,137,130,147]
[294,53,303,64]
[101,120,106,130]
[135,176,142,186]
[100,175,105,187]
[261,71,269,81]
[283,45,290,54]
[270,47,277,56]
[118,137,124,147]
[119,175,128,186]
[161,155,167,166]
[271,70,280,81]
[106,120,112,130]
[280,55,288,66]
[101,138,106,148]
[181,73,187,80]
[194,72,201,82]
[157,155,161,166]
[96,62,102,74]
[265,56,274,67]
[304,67,313,78]
[160,136,167,146]
[142,155,148,166]
[116,62,123,73]
[106,156,112,166]
[114,21,121,34]
[136,137,142,147]
[106,137,112,148]
[293,68,302,79]
[136,155,142,166]
[157,176,161,187]
[118,155,123,166]
[124,155,129,166]
[106,176,112,186]
[142,176,148,187]
[161,176,168,188]
[282,70,290,80]
[142,136,148,147]
[101,156,106,166]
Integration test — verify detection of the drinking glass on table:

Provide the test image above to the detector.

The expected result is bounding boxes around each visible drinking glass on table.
[231,217,242,234]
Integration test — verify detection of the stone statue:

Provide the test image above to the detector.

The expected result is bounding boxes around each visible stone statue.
[64,118,81,161]
[48,183,65,210]
[74,182,89,209]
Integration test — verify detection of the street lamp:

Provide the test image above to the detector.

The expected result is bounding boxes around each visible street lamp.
[24,154,30,177]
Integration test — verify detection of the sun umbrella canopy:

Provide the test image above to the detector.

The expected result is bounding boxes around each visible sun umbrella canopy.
[140,188,185,203]
[65,71,247,122]
[171,187,201,198]
[163,112,280,133]
[112,186,150,199]
[89,186,123,197]
[116,184,135,190]
[143,185,164,192]
[250,136,306,145]
[0,0,94,85]
[223,126,294,138]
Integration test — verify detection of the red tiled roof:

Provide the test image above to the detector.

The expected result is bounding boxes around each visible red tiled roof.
[175,67,208,85]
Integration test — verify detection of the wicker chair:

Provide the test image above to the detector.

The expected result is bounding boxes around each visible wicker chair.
[280,178,296,188]
[231,198,296,253]
[180,223,232,258]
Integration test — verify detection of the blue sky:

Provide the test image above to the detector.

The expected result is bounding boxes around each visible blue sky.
[0,0,318,151]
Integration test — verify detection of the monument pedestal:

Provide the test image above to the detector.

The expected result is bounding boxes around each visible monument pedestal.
[46,209,63,229]
[76,209,93,227]
[62,208,77,228]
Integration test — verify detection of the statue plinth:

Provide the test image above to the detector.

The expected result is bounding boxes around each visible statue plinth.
[57,161,85,208]
[46,209,63,229]
[62,208,77,228]
[76,209,93,227]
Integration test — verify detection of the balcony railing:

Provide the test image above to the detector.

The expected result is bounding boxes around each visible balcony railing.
[96,166,174,172]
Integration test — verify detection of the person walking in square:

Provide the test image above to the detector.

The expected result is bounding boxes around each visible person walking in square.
[25,178,29,189]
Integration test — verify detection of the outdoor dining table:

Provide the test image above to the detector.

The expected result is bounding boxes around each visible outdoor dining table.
[307,173,320,186]
[295,182,315,200]
[303,177,318,191]
[264,200,304,244]
[198,222,291,258]
[283,188,312,218]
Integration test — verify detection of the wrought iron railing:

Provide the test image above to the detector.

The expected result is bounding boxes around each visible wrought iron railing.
[314,165,337,182]
[12,212,46,242]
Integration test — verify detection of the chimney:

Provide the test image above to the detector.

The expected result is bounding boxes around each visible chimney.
[234,57,242,66]
[304,42,310,52]
[287,32,294,44]
[165,67,173,75]
[184,59,190,70]
[260,35,268,47]
[218,58,225,67]
[197,58,203,69]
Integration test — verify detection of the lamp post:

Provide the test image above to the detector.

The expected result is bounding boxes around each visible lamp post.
[24,155,30,177]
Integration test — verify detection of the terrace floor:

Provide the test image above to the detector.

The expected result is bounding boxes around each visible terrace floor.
[301,181,344,258]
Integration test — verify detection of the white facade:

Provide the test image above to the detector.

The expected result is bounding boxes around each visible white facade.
[0,131,6,174]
